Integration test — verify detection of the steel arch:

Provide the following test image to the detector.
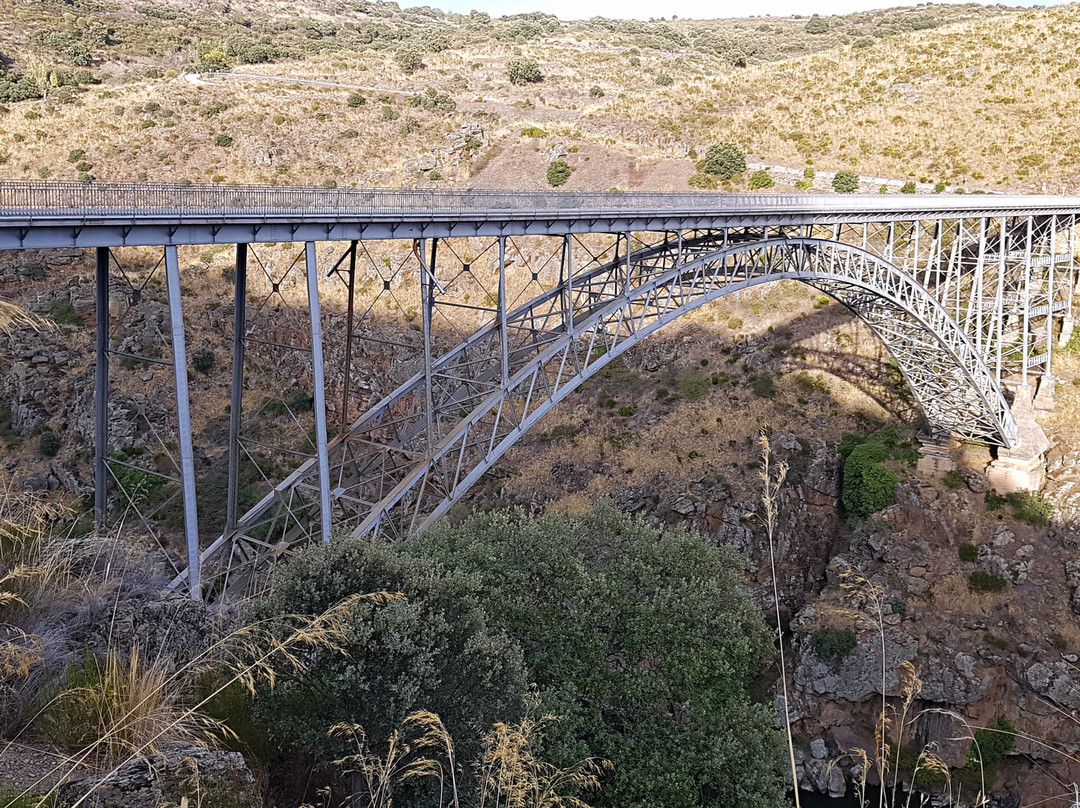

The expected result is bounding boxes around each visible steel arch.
[186,237,1016,598]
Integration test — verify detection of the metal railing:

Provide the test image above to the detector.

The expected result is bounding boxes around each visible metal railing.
[3,180,1080,219]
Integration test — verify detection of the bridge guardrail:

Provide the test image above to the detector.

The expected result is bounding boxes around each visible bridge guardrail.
[2,180,1079,218]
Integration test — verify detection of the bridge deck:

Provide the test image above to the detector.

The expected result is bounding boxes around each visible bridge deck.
[3,181,1080,249]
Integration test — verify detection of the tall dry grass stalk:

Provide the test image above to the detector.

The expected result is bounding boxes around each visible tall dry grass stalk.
[0,301,44,333]
[329,698,611,808]
[3,591,398,808]
[757,432,799,807]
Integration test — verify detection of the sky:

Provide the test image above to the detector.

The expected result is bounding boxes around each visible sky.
[427,0,1068,23]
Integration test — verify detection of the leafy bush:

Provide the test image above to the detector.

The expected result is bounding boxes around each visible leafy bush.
[805,16,829,34]
[547,159,571,187]
[251,539,528,769]
[346,91,366,108]
[48,299,80,325]
[589,85,604,97]
[394,47,424,74]
[750,373,777,398]
[409,87,455,111]
[520,125,548,138]
[942,470,966,489]
[811,627,857,667]
[655,73,674,86]
[39,431,60,458]
[832,170,860,193]
[749,169,774,189]
[688,172,718,189]
[958,542,978,562]
[507,58,543,85]
[410,505,787,808]
[986,489,1054,526]
[192,348,215,374]
[968,571,1008,592]
[703,142,746,179]
[839,425,918,520]
[380,105,398,121]
[215,133,234,147]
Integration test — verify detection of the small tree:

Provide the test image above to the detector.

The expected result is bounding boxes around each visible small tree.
[547,159,571,187]
[394,47,424,75]
[507,58,542,85]
[702,142,746,179]
[832,170,859,193]
[748,169,774,189]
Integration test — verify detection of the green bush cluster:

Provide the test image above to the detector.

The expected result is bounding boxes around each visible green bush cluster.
[749,169,775,189]
[507,57,542,85]
[958,542,978,562]
[811,627,857,667]
[968,570,1008,592]
[985,489,1054,526]
[702,142,746,179]
[192,348,216,374]
[408,87,455,111]
[839,425,918,520]
[546,159,571,187]
[832,170,860,193]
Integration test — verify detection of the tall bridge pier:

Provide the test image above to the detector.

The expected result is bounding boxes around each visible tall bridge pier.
[1,182,1077,599]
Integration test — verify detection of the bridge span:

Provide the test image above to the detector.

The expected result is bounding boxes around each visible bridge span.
[0,182,1074,599]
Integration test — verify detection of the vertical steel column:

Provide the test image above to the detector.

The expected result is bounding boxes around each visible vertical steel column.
[340,241,358,434]
[498,236,508,385]
[1048,215,1057,370]
[305,242,332,544]
[225,243,247,535]
[624,231,632,298]
[94,246,109,532]
[164,246,201,600]
[421,239,436,453]
[564,234,574,334]
[1022,217,1033,386]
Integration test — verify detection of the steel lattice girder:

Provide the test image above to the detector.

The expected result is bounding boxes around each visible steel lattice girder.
[180,236,1018,599]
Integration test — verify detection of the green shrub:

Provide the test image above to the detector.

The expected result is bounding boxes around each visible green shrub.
[48,299,80,325]
[67,148,86,164]
[214,133,234,147]
[688,172,718,189]
[346,91,366,107]
[409,87,455,111]
[250,539,528,770]
[942,470,966,489]
[968,570,1008,592]
[380,105,398,121]
[958,542,978,562]
[589,85,604,97]
[677,371,711,401]
[805,15,829,34]
[985,489,1054,525]
[839,425,918,520]
[900,181,917,193]
[750,373,777,398]
[520,125,548,138]
[547,159,571,187]
[749,169,774,189]
[960,716,1015,786]
[812,627,857,667]
[655,73,674,86]
[410,505,787,807]
[507,58,543,85]
[703,142,746,179]
[832,170,860,193]
[39,431,61,458]
[192,348,215,374]
[394,46,424,74]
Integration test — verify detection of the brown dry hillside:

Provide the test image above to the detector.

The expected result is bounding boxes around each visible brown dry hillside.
[2,0,1066,193]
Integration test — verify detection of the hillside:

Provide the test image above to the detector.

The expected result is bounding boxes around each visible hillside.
[0,0,1055,193]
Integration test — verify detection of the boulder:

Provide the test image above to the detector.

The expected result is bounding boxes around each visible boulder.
[57,747,260,808]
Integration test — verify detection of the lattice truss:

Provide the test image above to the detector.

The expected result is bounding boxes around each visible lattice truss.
[171,214,1077,599]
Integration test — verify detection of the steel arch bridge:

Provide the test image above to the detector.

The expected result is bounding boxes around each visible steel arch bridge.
[0,182,1075,600]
